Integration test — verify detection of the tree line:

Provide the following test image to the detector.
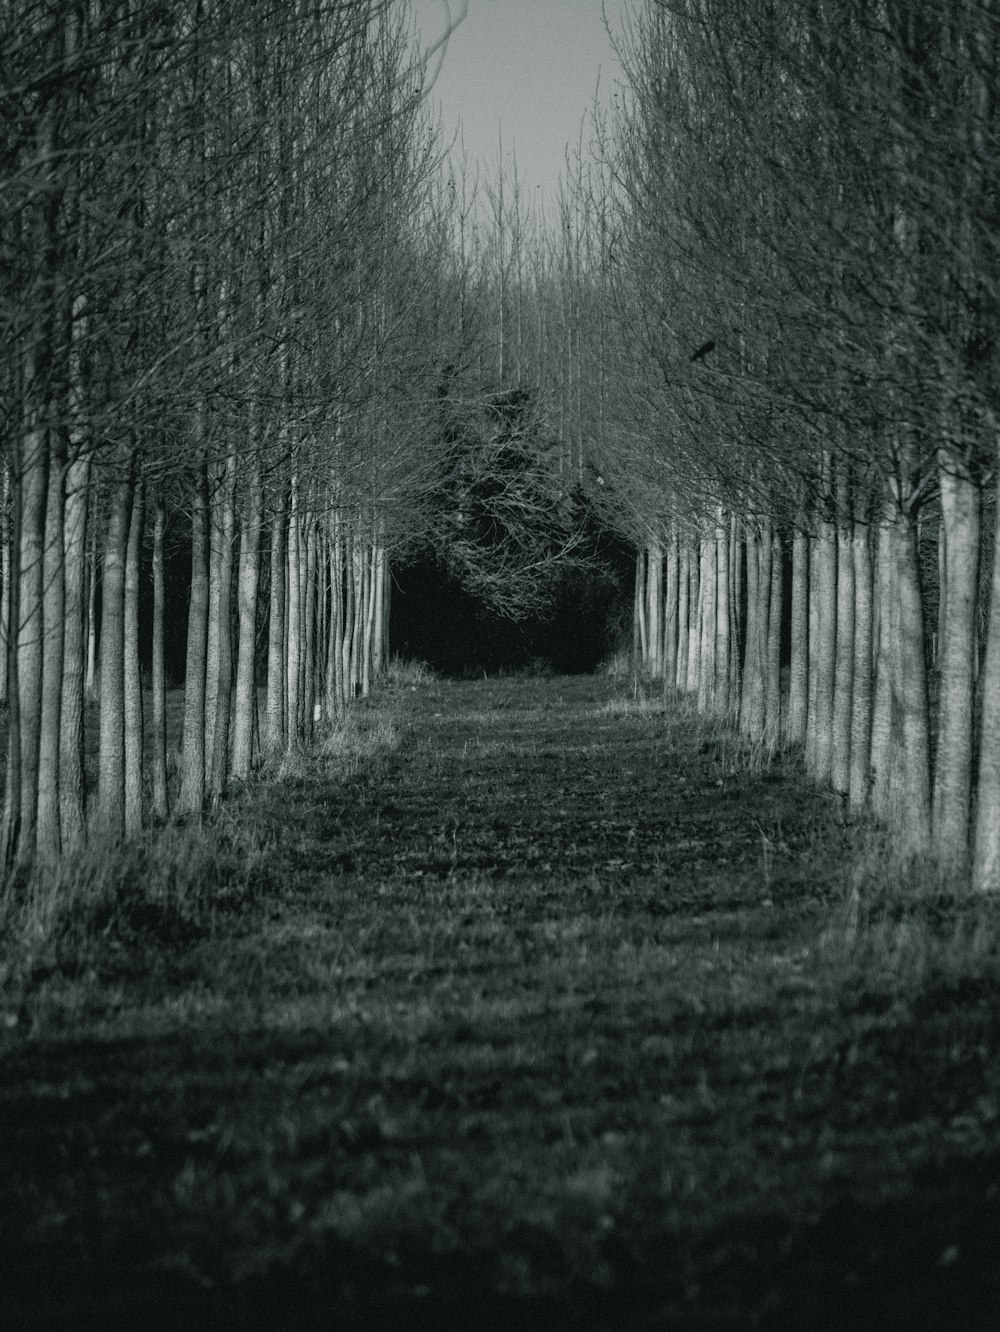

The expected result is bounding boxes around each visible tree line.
[589,0,1000,890]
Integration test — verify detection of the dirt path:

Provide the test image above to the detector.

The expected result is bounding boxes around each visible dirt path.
[2,676,999,1330]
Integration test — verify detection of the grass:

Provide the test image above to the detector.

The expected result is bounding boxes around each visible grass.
[1,673,999,1330]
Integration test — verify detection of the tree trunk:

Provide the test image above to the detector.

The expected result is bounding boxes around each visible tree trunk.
[676,536,689,692]
[849,521,874,815]
[0,460,10,706]
[740,526,764,739]
[151,494,168,820]
[663,525,679,696]
[178,465,209,817]
[647,539,662,678]
[265,492,286,758]
[871,514,894,820]
[85,507,98,701]
[812,516,837,785]
[804,531,820,773]
[686,537,701,695]
[60,454,90,847]
[934,459,980,871]
[892,506,932,855]
[210,448,237,801]
[788,521,809,745]
[715,509,730,718]
[124,474,144,836]
[765,526,782,750]
[698,533,716,714]
[973,464,1000,890]
[231,461,262,782]
[98,475,131,838]
[831,520,855,794]
[37,436,65,856]
[634,546,647,671]
[286,475,302,744]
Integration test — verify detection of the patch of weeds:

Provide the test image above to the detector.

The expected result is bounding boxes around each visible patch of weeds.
[821,832,1000,992]
[0,820,272,1003]
[383,656,436,689]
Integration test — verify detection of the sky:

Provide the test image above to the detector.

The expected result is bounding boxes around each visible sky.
[409,0,626,208]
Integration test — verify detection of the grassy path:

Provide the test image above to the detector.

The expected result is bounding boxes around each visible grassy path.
[2,675,1000,1329]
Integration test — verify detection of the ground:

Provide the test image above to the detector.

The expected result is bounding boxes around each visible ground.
[1,674,999,1329]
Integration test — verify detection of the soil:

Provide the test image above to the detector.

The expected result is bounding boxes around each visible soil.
[1,675,999,1330]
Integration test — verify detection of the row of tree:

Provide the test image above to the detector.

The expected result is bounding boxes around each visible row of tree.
[592,0,1000,888]
[0,0,465,866]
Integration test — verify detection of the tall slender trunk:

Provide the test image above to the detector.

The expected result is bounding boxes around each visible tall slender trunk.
[0,460,10,706]
[933,459,980,870]
[715,509,730,718]
[362,532,378,698]
[788,519,809,745]
[812,514,837,784]
[698,534,716,714]
[124,474,144,836]
[60,454,90,847]
[341,523,356,707]
[647,539,662,678]
[831,520,855,794]
[85,508,98,701]
[204,460,223,769]
[663,525,679,696]
[37,436,65,855]
[871,513,894,819]
[210,448,236,801]
[893,505,932,854]
[231,461,262,782]
[372,533,386,684]
[98,474,131,838]
[805,530,820,773]
[849,521,873,815]
[265,491,286,758]
[286,475,302,744]
[973,462,1000,890]
[765,526,783,750]
[740,526,764,739]
[151,493,168,820]
[303,513,317,736]
[686,539,701,695]
[178,464,209,816]
[729,513,742,717]
[676,537,689,692]
[634,547,647,670]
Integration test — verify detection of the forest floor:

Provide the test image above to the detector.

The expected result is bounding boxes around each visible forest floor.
[2,673,1000,1330]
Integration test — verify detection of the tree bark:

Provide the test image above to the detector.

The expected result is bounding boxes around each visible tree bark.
[210,447,237,801]
[265,491,286,758]
[765,525,782,750]
[831,519,855,794]
[231,461,262,782]
[849,521,873,815]
[124,474,144,836]
[934,458,980,871]
[60,454,90,847]
[892,506,932,855]
[178,464,209,817]
[37,434,65,856]
[715,509,730,718]
[812,516,837,785]
[98,475,131,838]
[973,465,1000,890]
[788,520,809,745]
[151,493,168,820]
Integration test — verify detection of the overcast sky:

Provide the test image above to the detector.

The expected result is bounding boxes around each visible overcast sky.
[409,0,626,207]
